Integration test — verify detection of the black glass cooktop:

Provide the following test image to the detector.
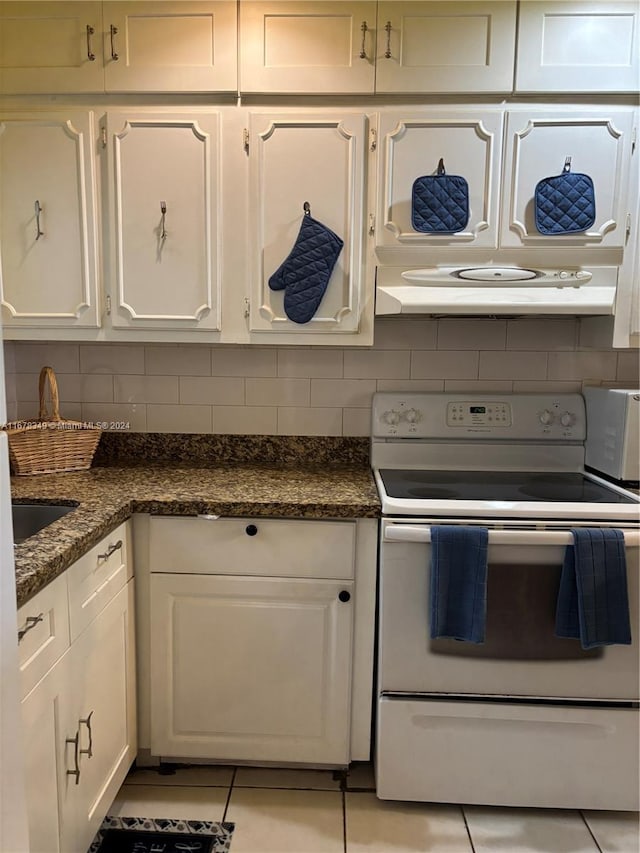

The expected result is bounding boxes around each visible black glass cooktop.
[379,470,637,504]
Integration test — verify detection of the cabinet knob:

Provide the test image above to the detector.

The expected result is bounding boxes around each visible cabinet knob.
[338,590,351,603]
[245,524,258,536]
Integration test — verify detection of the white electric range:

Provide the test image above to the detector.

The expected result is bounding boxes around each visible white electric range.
[371,393,640,811]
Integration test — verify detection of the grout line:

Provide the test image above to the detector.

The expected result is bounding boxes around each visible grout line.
[222,767,237,823]
[579,811,604,853]
[461,805,476,853]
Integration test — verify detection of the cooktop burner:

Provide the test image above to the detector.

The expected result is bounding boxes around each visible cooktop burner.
[379,470,637,504]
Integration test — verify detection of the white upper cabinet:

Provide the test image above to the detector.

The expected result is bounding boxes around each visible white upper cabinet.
[0,1,237,94]
[0,112,100,330]
[0,2,105,94]
[103,2,237,93]
[375,110,504,251]
[516,1,640,94]
[104,110,222,332]
[240,1,376,94]
[247,111,372,344]
[375,1,516,94]
[500,109,635,249]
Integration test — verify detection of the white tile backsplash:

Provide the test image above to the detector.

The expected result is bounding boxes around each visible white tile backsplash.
[7,319,637,436]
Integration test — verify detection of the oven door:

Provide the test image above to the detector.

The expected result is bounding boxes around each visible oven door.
[379,519,640,701]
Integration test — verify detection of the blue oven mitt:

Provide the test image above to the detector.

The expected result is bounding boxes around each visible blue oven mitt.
[269,207,343,324]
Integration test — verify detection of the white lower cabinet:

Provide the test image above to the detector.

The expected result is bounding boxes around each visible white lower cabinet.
[146,515,377,766]
[151,573,353,764]
[19,523,136,853]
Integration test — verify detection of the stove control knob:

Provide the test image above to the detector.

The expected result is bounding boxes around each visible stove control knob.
[404,408,421,423]
[560,411,576,427]
[539,409,555,425]
[383,410,400,425]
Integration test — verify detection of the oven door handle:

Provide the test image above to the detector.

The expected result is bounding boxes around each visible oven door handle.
[383,524,640,547]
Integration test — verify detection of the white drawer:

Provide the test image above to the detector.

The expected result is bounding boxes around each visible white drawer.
[150,516,356,580]
[68,521,132,641]
[18,572,70,700]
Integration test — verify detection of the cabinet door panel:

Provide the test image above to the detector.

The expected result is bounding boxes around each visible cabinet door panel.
[71,581,136,853]
[516,1,640,94]
[249,112,368,337]
[241,2,376,94]
[376,111,503,250]
[501,110,635,249]
[21,650,75,853]
[0,2,104,94]
[375,1,516,93]
[0,112,100,329]
[107,111,221,331]
[104,2,237,93]
[151,574,353,764]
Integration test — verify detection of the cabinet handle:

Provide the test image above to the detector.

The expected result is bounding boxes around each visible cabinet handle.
[34,200,44,241]
[86,24,96,61]
[245,524,258,537]
[338,590,351,603]
[17,613,44,643]
[110,24,119,61]
[79,711,94,759]
[160,201,167,241]
[384,21,392,59]
[97,539,122,562]
[66,731,81,785]
[359,21,368,59]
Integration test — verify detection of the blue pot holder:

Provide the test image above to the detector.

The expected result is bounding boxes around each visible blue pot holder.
[269,203,343,325]
[411,158,470,234]
[534,158,596,235]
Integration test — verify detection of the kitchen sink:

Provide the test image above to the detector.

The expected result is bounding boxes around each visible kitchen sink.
[12,503,77,544]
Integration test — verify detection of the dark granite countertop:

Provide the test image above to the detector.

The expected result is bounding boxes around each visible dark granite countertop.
[12,462,381,608]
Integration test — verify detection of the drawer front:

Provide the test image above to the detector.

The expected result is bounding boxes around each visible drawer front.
[377,696,640,810]
[18,572,70,699]
[68,521,132,641]
[150,516,356,579]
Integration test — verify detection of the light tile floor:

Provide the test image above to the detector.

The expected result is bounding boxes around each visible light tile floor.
[111,763,640,853]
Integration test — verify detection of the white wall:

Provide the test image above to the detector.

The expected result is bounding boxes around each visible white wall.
[4,318,639,436]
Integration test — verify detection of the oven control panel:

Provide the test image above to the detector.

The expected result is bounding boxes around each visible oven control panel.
[372,393,586,440]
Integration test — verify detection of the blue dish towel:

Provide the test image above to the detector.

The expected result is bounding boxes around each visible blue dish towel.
[430,526,488,643]
[555,528,631,649]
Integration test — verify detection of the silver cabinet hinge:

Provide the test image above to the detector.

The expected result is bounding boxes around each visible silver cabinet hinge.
[369,213,375,235]
[106,294,111,316]
[243,128,249,153]
[244,297,250,318]
[626,213,632,239]
[632,126,637,153]
[101,126,107,148]
[370,128,377,151]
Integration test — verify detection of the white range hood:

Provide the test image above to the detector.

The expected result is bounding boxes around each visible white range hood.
[375,266,618,316]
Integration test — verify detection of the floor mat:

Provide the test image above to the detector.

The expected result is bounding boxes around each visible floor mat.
[88,816,234,852]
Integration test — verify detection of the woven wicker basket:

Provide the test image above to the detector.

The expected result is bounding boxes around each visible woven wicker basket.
[4,366,101,475]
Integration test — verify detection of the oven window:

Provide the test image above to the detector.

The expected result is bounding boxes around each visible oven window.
[430,563,602,661]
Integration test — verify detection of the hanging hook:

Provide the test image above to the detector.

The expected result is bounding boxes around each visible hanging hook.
[34,200,44,240]
[437,158,446,175]
[563,156,572,173]
[160,201,167,240]
[303,201,311,216]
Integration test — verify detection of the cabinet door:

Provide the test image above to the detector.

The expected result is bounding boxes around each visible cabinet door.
[500,109,635,249]
[375,1,516,94]
[21,649,75,853]
[151,573,354,765]
[248,111,371,342]
[376,110,503,251]
[0,112,101,330]
[0,2,104,94]
[70,581,136,853]
[105,110,221,331]
[240,1,376,93]
[516,1,640,94]
[103,1,237,93]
